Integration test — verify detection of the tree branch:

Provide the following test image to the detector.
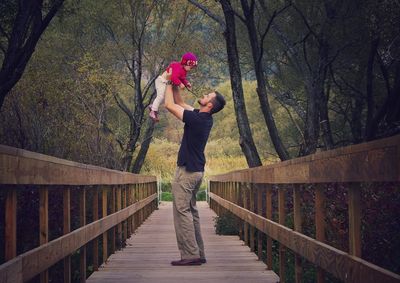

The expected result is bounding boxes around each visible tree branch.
[187,0,225,28]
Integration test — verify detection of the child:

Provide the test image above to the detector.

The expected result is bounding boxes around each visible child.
[149,52,198,122]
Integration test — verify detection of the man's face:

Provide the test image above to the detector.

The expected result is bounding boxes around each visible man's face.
[198,92,216,107]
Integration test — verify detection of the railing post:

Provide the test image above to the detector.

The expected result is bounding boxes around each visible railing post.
[63,188,71,283]
[40,187,49,283]
[92,188,99,271]
[123,186,127,245]
[243,182,249,246]
[265,184,273,270]
[349,183,361,257]
[293,184,302,283]
[250,182,255,252]
[116,187,122,250]
[79,188,86,283]
[315,184,326,283]
[127,186,131,238]
[110,187,116,254]
[237,182,243,240]
[278,185,286,283]
[257,184,263,260]
[102,186,108,264]
[5,188,17,261]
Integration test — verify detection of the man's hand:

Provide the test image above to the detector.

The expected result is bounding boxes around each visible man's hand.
[186,82,192,90]
[179,83,185,89]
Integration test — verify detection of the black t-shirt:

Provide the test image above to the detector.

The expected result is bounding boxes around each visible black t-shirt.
[177,109,213,172]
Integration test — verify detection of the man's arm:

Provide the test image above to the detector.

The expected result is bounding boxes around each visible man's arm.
[164,84,185,121]
[173,87,194,111]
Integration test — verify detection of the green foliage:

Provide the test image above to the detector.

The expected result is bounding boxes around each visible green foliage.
[214,212,239,235]
[196,190,206,201]
[161,192,173,201]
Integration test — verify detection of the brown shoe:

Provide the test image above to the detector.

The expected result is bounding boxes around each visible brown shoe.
[171,258,202,266]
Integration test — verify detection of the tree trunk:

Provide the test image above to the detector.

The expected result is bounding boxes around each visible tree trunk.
[0,0,64,109]
[240,0,290,160]
[365,37,380,140]
[131,117,156,173]
[220,0,262,167]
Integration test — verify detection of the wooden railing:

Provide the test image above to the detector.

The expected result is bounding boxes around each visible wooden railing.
[0,145,158,283]
[208,135,400,283]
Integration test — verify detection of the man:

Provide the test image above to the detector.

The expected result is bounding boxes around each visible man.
[164,78,226,266]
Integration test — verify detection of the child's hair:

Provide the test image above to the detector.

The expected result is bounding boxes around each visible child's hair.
[181,52,198,67]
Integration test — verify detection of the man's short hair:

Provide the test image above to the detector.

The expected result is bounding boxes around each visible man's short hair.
[210,91,226,114]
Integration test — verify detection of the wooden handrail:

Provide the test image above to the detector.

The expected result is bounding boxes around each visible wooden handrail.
[208,135,400,283]
[209,134,400,183]
[0,144,156,185]
[0,145,158,283]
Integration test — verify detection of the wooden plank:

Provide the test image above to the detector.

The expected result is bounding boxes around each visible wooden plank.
[0,194,157,283]
[0,146,156,185]
[293,185,302,283]
[5,188,17,261]
[80,188,86,283]
[315,184,326,283]
[208,135,400,184]
[63,188,71,283]
[349,183,361,257]
[209,192,400,283]
[39,187,48,283]
[86,202,279,283]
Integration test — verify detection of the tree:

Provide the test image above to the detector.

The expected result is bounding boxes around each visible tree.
[189,0,262,167]
[0,0,64,109]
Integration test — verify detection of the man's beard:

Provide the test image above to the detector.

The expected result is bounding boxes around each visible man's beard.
[197,99,206,106]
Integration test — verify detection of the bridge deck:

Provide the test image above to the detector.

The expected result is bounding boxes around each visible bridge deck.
[87,202,279,283]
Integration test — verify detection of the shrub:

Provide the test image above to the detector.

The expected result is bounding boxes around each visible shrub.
[214,212,239,235]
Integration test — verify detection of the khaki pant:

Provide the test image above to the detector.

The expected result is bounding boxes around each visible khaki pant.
[172,166,205,260]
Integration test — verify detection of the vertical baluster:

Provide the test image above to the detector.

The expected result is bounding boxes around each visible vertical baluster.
[278,186,286,283]
[63,188,71,283]
[40,187,49,283]
[315,184,326,283]
[5,188,17,261]
[110,187,116,254]
[238,182,243,240]
[266,184,273,270]
[92,188,99,271]
[117,186,122,250]
[102,186,108,264]
[243,182,249,246]
[127,186,131,237]
[132,184,136,232]
[293,185,302,283]
[349,183,361,257]
[257,184,263,260]
[250,182,255,252]
[123,186,127,244]
[79,188,86,283]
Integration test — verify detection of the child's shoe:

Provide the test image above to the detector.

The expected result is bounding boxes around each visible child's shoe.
[149,110,159,122]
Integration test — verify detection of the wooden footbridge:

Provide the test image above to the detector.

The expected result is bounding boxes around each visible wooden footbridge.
[1,135,400,283]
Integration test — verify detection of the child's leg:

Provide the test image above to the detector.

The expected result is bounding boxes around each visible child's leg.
[151,76,167,111]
